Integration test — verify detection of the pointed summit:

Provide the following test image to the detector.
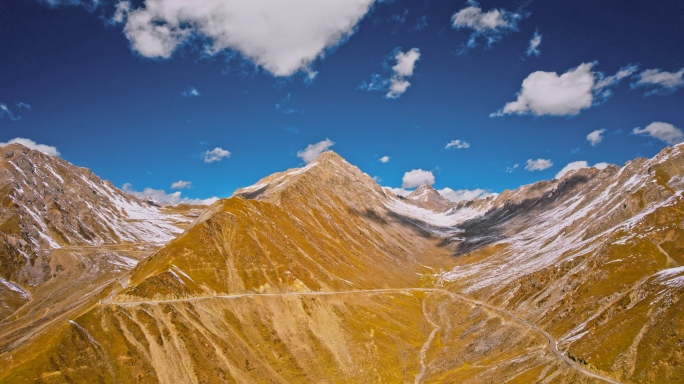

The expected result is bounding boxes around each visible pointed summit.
[406,183,454,212]
[234,150,386,210]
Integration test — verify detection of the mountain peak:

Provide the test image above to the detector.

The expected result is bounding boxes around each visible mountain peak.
[233,150,385,208]
[406,183,453,211]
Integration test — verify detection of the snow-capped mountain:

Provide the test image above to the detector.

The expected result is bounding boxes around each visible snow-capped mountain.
[0,143,187,286]
[403,183,455,212]
[3,147,684,384]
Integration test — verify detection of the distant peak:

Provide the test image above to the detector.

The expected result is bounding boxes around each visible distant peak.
[415,183,436,191]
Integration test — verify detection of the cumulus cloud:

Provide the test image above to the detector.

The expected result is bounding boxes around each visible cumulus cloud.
[555,160,611,179]
[631,68,684,95]
[393,48,420,77]
[203,147,231,163]
[445,139,470,149]
[402,169,434,188]
[492,62,636,117]
[114,0,375,78]
[123,183,218,205]
[525,158,553,171]
[438,187,492,203]
[387,48,421,98]
[451,0,522,50]
[360,47,421,99]
[181,86,200,97]
[0,138,60,157]
[380,156,390,163]
[387,78,411,98]
[297,139,335,163]
[170,180,192,190]
[526,30,542,57]
[586,128,606,146]
[633,122,684,145]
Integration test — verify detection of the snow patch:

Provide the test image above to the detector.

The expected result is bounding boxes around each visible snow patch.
[0,278,30,299]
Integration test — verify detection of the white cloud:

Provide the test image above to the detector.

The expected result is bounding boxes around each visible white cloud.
[16,102,31,110]
[633,122,684,145]
[438,187,493,203]
[387,48,421,98]
[493,63,594,117]
[492,62,636,117]
[402,169,434,188]
[118,0,375,77]
[594,64,639,90]
[123,183,218,205]
[387,78,412,99]
[555,160,611,179]
[631,68,684,95]
[445,139,470,149]
[451,0,522,49]
[111,1,131,24]
[380,156,390,163]
[505,164,519,173]
[525,158,553,171]
[393,49,420,77]
[203,147,231,163]
[181,86,200,97]
[297,138,335,163]
[0,103,21,121]
[170,180,192,190]
[0,138,60,157]
[361,47,420,99]
[586,128,606,146]
[526,30,542,57]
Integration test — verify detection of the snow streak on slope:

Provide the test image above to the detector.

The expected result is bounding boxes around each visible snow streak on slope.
[385,196,488,230]
[385,144,684,295]
[1,144,189,252]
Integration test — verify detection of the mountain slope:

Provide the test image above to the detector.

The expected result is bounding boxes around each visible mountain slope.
[0,144,194,361]
[0,144,186,287]
[428,144,684,383]
[3,148,684,383]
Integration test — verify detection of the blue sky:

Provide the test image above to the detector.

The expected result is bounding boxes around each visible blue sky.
[1,0,683,204]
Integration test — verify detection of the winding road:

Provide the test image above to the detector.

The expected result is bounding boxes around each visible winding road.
[110,287,621,383]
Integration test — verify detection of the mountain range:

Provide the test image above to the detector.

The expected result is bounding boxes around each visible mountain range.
[0,143,683,383]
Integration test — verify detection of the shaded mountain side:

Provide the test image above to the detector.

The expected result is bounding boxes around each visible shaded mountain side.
[119,152,456,300]
[439,143,684,383]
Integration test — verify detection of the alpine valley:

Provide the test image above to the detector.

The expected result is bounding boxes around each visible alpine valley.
[1,142,683,384]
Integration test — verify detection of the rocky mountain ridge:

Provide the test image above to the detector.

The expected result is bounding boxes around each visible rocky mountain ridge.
[0,144,187,286]
[1,146,684,383]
